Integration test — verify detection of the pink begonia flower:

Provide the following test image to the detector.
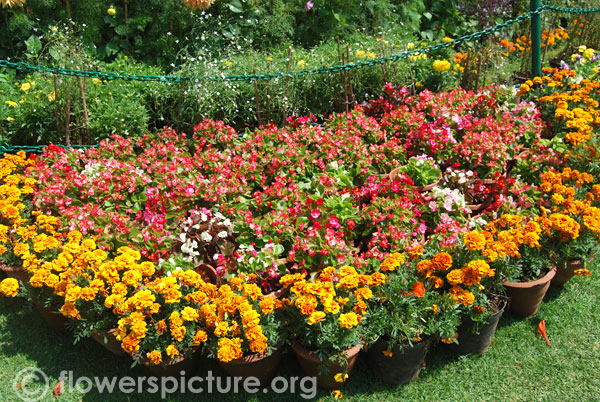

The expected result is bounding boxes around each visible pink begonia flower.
[305,1,314,11]
[310,209,320,220]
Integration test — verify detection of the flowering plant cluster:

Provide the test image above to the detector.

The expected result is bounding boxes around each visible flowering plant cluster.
[365,252,461,350]
[380,85,543,178]
[280,266,385,360]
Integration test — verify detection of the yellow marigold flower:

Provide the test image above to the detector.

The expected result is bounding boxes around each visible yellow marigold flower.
[446,269,463,285]
[443,36,453,43]
[20,82,31,92]
[334,373,348,383]
[382,349,393,357]
[217,338,243,363]
[156,320,167,335]
[146,350,162,365]
[214,321,229,337]
[4,100,17,108]
[166,344,179,358]
[433,60,451,72]
[241,309,260,328]
[0,278,19,297]
[441,333,458,344]
[338,312,359,329]
[181,306,199,321]
[463,231,486,251]
[323,298,340,314]
[432,304,439,315]
[307,311,326,325]
[332,390,343,399]
[193,329,208,345]
[259,297,276,314]
[574,268,592,276]
[432,252,453,271]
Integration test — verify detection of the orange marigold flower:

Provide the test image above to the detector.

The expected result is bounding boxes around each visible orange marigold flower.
[432,252,453,271]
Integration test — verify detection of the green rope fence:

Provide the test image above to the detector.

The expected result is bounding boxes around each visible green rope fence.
[1,3,599,153]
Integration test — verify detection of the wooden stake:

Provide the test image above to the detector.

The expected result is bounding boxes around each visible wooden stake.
[282,46,293,125]
[54,76,61,139]
[65,99,71,147]
[77,69,90,143]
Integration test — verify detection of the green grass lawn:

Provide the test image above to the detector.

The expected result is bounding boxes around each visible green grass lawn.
[1,259,599,401]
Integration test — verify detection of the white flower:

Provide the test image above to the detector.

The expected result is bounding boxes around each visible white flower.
[341,193,350,200]
[179,233,187,242]
[329,161,339,170]
[200,232,213,242]
[213,253,220,261]
[217,231,228,239]
[200,213,208,222]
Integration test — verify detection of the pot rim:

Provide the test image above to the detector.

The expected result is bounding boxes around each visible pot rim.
[221,343,283,366]
[290,339,363,363]
[503,266,557,288]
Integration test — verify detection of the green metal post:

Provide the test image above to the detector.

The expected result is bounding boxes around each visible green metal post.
[531,0,542,77]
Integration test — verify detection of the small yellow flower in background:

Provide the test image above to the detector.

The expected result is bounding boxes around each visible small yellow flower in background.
[453,63,461,71]
[407,42,415,50]
[225,60,233,67]
[47,92,55,102]
[356,50,366,57]
[415,81,423,88]
[4,100,18,108]
[6,117,15,122]
[579,45,587,53]
[571,54,578,62]
[583,48,594,60]
[297,59,307,68]
[382,349,393,357]
[50,26,58,34]
[92,78,101,85]
[432,304,439,314]
[332,390,343,399]
[443,36,453,43]
[334,373,348,383]
[107,6,116,15]
[19,98,25,103]
[20,82,31,92]
[433,59,451,72]
[365,51,376,59]
[266,57,273,62]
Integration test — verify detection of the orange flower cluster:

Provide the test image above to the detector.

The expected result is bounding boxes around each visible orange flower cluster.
[282,266,385,329]
[537,68,600,145]
[416,252,493,306]
[500,28,568,57]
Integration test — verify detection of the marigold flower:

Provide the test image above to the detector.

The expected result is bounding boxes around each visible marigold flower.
[432,253,453,271]
[307,311,326,325]
[334,373,348,383]
[146,350,162,365]
[0,278,19,297]
[338,312,359,329]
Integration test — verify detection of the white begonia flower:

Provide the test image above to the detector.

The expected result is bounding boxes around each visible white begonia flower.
[223,218,232,227]
[329,161,339,169]
[192,224,200,230]
[218,231,228,239]
[179,233,187,242]
[341,193,350,200]
[200,232,213,242]
[200,213,208,222]
[213,253,220,261]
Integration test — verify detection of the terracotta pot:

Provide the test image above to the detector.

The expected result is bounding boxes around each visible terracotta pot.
[140,350,200,377]
[195,263,222,287]
[367,337,431,385]
[447,298,506,355]
[265,286,289,300]
[0,264,29,284]
[92,329,128,357]
[219,344,283,385]
[33,302,70,333]
[551,259,583,287]
[290,339,362,389]
[503,267,556,317]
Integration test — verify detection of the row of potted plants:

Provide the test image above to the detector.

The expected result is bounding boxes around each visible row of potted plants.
[0,48,599,393]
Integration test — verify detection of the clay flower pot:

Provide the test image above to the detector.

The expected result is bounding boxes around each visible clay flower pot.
[447,298,507,355]
[0,264,29,284]
[290,339,362,389]
[92,329,128,357]
[219,344,283,385]
[33,302,70,334]
[367,337,431,384]
[551,259,583,287]
[141,349,200,377]
[503,267,556,317]
[195,263,221,287]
